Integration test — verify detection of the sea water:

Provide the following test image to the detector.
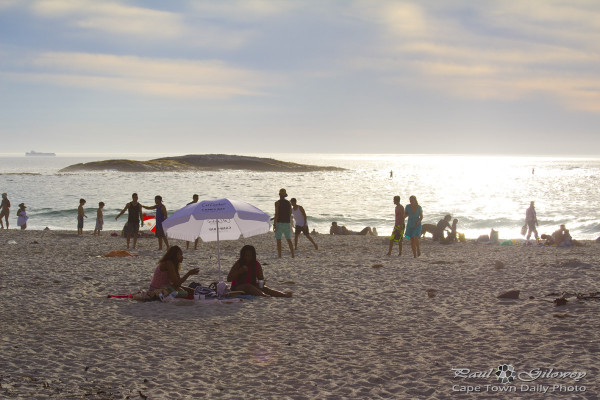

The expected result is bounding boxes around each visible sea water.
[0,153,599,240]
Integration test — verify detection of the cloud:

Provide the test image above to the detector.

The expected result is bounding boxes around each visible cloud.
[379,2,430,37]
[0,0,19,10]
[30,0,185,39]
[6,51,274,98]
[190,0,299,19]
[27,0,260,49]
[349,0,600,113]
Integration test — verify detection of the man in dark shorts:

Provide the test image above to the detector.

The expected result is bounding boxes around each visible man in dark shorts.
[290,198,318,250]
[116,193,144,249]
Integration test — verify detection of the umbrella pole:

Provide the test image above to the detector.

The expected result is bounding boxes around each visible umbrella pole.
[216,219,222,282]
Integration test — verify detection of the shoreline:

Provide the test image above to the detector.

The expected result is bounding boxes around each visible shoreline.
[3,226,596,244]
[1,229,598,398]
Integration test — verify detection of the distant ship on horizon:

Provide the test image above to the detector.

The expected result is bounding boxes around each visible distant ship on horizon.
[26,150,56,157]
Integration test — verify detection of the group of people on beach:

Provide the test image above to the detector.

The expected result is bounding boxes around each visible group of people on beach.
[520,201,576,246]
[384,195,424,258]
[142,187,319,300]
[273,188,319,258]
[72,189,320,258]
[114,193,170,250]
[137,193,577,302]
[0,193,28,230]
[74,193,169,250]
[146,243,292,301]
[76,198,105,236]
[2,186,583,302]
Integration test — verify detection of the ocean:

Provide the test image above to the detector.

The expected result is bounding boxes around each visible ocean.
[1,153,599,240]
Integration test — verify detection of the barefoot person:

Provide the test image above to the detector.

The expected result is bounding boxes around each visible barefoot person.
[330,222,376,235]
[525,201,539,244]
[115,193,144,249]
[0,193,10,229]
[77,198,87,235]
[227,245,292,297]
[16,203,28,230]
[148,245,199,297]
[274,188,294,258]
[94,202,104,236]
[387,195,404,256]
[404,195,423,258]
[143,195,170,251]
[290,198,318,250]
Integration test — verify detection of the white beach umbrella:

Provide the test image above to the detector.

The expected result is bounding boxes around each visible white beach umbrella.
[162,198,271,283]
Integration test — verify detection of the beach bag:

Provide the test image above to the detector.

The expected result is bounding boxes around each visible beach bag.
[193,285,217,298]
[209,281,230,297]
[490,229,499,244]
[520,224,527,236]
[477,234,489,242]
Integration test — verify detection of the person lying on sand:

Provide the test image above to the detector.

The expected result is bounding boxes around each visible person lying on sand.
[227,245,291,297]
[148,245,199,297]
[330,221,377,236]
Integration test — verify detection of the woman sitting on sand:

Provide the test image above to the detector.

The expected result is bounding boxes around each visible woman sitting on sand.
[227,245,291,297]
[149,245,199,297]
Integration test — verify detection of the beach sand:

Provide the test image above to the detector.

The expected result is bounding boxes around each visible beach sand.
[0,229,598,399]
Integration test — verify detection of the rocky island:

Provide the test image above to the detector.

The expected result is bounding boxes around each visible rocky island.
[59,154,345,173]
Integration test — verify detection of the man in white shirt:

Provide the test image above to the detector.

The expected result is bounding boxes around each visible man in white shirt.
[290,198,318,250]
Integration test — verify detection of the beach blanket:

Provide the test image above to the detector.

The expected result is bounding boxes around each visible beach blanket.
[107,293,249,304]
[108,287,249,302]
[103,250,138,257]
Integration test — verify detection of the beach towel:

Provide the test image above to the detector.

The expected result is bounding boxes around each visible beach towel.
[108,290,194,302]
[108,292,248,303]
[103,250,138,257]
[110,284,226,302]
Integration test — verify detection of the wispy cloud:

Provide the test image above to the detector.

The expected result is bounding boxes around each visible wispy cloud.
[350,0,600,112]
[6,52,273,98]
[190,0,299,19]
[25,0,262,50]
[30,0,185,39]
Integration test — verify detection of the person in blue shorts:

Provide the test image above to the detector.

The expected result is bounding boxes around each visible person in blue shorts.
[404,195,423,258]
[274,188,294,258]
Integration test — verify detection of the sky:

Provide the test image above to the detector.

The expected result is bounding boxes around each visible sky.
[1,0,599,156]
